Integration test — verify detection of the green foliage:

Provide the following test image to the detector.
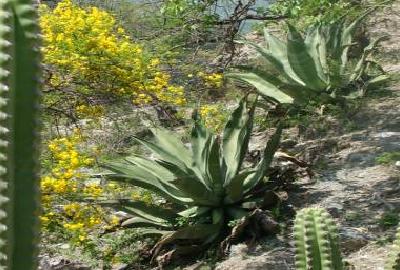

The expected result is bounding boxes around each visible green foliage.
[102,96,282,255]
[379,211,399,228]
[386,226,400,270]
[228,12,389,105]
[269,0,362,28]
[294,208,344,270]
[376,151,400,165]
[0,0,41,268]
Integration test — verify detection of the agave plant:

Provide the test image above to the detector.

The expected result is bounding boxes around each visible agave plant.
[227,11,389,105]
[102,97,282,258]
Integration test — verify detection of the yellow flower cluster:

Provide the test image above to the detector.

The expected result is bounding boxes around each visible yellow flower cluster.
[41,134,94,195]
[40,132,156,245]
[40,133,107,243]
[198,72,224,88]
[199,104,228,132]
[40,0,186,107]
[75,104,105,119]
[62,203,103,242]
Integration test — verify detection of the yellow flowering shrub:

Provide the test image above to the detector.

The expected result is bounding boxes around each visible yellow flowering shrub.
[40,132,108,243]
[199,104,228,132]
[40,0,186,115]
[75,104,105,119]
[41,131,157,245]
[198,72,224,88]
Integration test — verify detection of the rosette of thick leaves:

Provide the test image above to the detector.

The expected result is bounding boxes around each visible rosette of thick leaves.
[227,10,389,104]
[101,96,282,254]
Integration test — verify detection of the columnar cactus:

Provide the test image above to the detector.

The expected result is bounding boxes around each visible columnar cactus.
[294,208,344,270]
[385,227,400,270]
[0,0,41,269]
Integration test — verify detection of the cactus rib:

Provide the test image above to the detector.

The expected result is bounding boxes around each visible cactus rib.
[294,208,344,270]
[1,0,41,269]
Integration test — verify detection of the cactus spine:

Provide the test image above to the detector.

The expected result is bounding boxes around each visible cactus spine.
[0,0,41,269]
[294,208,344,270]
[385,227,400,270]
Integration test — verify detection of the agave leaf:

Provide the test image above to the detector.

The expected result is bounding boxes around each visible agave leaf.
[191,113,213,187]
[178,206,211,218]
[137,228,174,236]
[151,223,222,259]
[305,24,328,84]
[243,35,305,87]
[153,128,207,184]
[342,8,374,47]
[222,98,255,185]
[224,169,256,204]
[102,161,193,204]
[156,160,219,206]
[244,123,282,193]
[124,155,193,200]
[125,155,175,182]
[340,9,374,73]
[122,217,172,228]
[350,35,389,81]
[232,65,314,103]
[364,74,390,90]
[151,128,192,166]
[133,129,193,172]
[263,29,307,86]
[206,137,224,195]
[154,223,221,253]
[324,18,345,58]
[287,24,327,91]
[100,200,177,225]
[226,71,295,104]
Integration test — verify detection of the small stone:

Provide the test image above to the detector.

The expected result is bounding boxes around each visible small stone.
[340,227,370,252]
[60,243,70,249]
[280,139,298,149]
[326,202,344,218]
[112,263,129,270]
[395,161,400,168]
[39,255,91,270]
[215,247,294,270]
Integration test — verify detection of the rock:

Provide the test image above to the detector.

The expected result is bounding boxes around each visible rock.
[349,131,369,142]
[344,148,378,166]
[39,255,91,270]
[184,262,213,270]
[396,161,400,168]
[340,227,370,252]
[112,263,129,270]
[215,245,294,270]
[280,139,298,149]
[325,202,344,218]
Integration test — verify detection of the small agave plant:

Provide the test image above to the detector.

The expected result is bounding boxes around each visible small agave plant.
[228,10,389,105]
[102,96,282,258]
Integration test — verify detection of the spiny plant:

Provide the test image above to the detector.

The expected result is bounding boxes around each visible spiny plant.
[0,0,41,269]
[228,11,389,105]
[102,96,282,260]
[294,208,344,270]
[385,226,400,270]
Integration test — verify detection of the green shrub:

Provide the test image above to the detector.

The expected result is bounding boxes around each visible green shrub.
[376,152,400,165]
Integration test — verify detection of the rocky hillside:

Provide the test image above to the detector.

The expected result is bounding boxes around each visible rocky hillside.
[214,1,400,269]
